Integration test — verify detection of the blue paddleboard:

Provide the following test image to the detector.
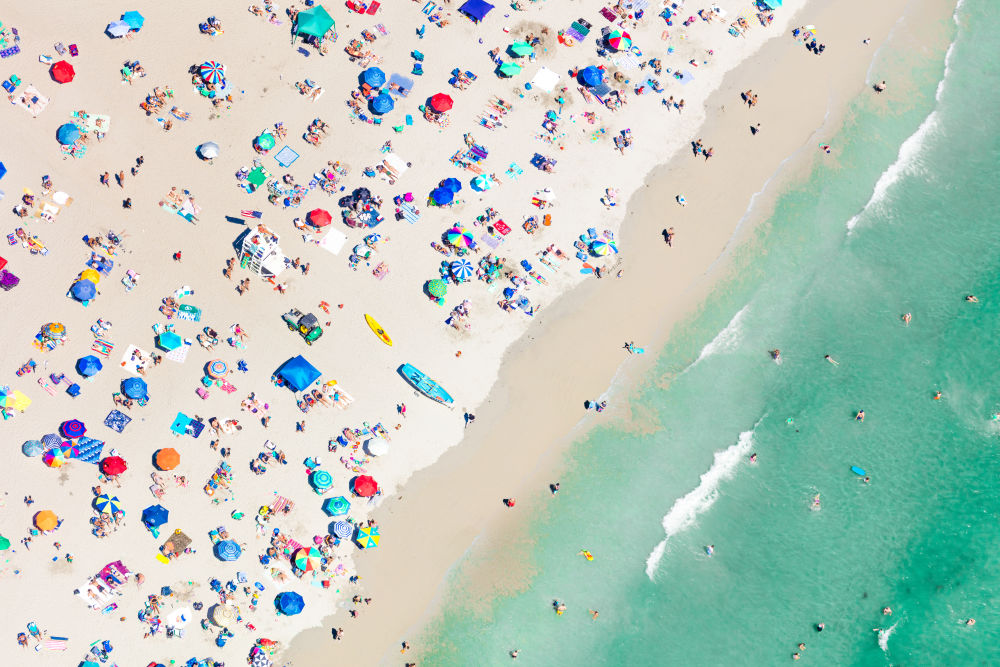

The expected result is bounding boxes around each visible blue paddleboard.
[850,466,866,476]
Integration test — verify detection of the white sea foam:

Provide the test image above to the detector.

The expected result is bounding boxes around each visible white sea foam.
[877,621,898,652]
[644,426,758,580]
[694,305,749,364]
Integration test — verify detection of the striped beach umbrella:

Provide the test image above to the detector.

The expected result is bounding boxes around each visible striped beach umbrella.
[207,359,228,379]
[450,258,475,282]
[42,449,66,468]
[331,520,353,539]
[214,540,242,562]
[292,547,322,572]
[354,525,380,549]
[210,604,237,627]
[61,444,80,459]
[200,61,225,85]
[445,227,473,248]
[322,496,350,517]
[94,494,122,514]
[590,240,618,256]
[310,469,333,491]
[60,420,86,438]
[606,30,632,51]
[426,279,448,298]
[41,433,62,449]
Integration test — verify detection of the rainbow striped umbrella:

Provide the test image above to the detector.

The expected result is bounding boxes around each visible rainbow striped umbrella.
[208,359,228,378]
[450,259,475,281]
[445,227,474,248]
[590,240,619,256]
[293,547,323,572]
[200,61,225,84]
[606,30,632,51]
[94,494,122,514]
[42,449,66,468]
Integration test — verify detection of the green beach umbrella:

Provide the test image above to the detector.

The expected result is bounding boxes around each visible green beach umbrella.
[427,279,448,298]
[509,41,534,57]
[498,61,523,77]
[297,5,335,38]
[256,133,276,151]
[0,535,9,551]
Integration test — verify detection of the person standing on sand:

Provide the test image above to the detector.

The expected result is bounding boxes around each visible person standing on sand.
[874,80,887,93]
[117,170,125,187]
[664,227,674,246]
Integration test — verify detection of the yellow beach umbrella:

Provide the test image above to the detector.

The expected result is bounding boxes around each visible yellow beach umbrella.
[80,269,101,283]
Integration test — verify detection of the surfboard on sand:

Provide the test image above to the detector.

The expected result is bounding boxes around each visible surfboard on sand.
[364,314,392,346]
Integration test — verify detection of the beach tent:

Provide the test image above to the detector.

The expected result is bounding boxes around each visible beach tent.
[57,123,81,145]
[430,187,454,206]
[198,142,220,160]
[51,61,75,84]
[154,448,180,470]
[296,5,335,37]
[508,41,533,57]
[355,525,380,549]
[322,496,351,516]
[142,504,169,528]
[122,377,148,399]
[459,0,494,22]
[122,10,145,31]
[0,536,10,551]
[76,355,103,377]
[275,592,305,616]
[34,510,58,531]
[106,20,130,38]
[429,93,454,113]
[156,331,183,351]
[214,540,242,561]
[276,355,322,392]
[362,67,386,88]
[578,65,604,87]
[497,61,523,77]
[370,93,394,115]
[352,474,379,497]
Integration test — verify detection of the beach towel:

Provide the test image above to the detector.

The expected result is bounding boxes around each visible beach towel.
[165,342,190,363]
[398,202,421,224]
[600,7,617,21]
[480,233,501,249]
[104,409,132,433]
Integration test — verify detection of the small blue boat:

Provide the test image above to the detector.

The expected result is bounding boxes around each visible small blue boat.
[399,363,454,405]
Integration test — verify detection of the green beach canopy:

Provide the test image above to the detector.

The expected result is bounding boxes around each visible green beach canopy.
[248,166,268,187]
[498,61,523,77]
[297,5,335,38]
[508,41,534,57]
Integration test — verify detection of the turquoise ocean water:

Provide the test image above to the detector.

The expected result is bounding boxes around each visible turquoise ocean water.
[417,1,1000,663]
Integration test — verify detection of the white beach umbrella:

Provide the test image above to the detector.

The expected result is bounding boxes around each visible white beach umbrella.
[198,142,220,159]
[364,438,389,456]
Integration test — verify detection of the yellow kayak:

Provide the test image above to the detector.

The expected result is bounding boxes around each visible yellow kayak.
[364,314,393,346]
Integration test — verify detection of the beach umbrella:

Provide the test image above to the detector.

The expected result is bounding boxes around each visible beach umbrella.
[362,67,386,88]
[61,443,80,459]
[76,355,103,377]
[590,240,618,256]
[430,187,454,206]
[51,60,75,84]
[0,536,9,551]
[155,448,180,471]
[606,30,632,51]
[22,440,43,457]
[307,208,332,227]
[450,258,475,281]
[0,162,4,180]
[498,61,522,77]
[57,123,81,145]
[41,433,62,449]
[60,419,86,439]
[0,388,30,412]
[365,437,389,456]
[296,5,335,38]
[107,20,130,37]
[322,496,350,517]
[156,331,183,351]
[579,65,604,87]
[441,177,463,193]
[42,322,65,338]
[370,93,394,115]
[80,269,101,284]
[331,520,353,539]
[42,449,66,467]
[122,377,148,399]
[198,142,220,159]
[255,133,276,151]
[354,525,380,549]
[214,540,242,562]
[429,93,454,113]
[210,604,237,627]
[353,187,373,201]
[101,456,128,476]
[142,504,169,528]
[34,510,58,531]
[71,279,97,301]
[352,475,379,498]
[94,494,122,514]
[426,279,448,298]
[207,359,228,378]
[292,547,322,572]
[250,653,272,667]
[199,61,225,85]
[310,469,333,491]
[445,227,474,248]
[275,591,305,616]
[471,175,492,191]
[122,10,145,30]
[508,41,534,57]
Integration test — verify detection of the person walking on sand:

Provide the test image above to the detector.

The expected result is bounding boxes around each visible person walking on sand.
[100,172,110,187]
[664,227,674,246]
[117,170,125,187]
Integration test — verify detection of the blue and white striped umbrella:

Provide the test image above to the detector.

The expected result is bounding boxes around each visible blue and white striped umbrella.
[214,539,242,562]
[450,258,475,282]
[331,521,353,539]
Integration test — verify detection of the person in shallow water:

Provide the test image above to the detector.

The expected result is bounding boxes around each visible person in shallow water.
[856,410,865,422]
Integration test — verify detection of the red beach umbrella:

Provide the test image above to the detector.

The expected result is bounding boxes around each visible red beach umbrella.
[101,456,128,476]
[51,60,76,84]
[307,208,332,227]
[429,93,454,113]
[353,475,378,497]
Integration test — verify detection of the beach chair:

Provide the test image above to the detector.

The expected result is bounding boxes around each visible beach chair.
[412,50,425,61]
[411,63,423,76]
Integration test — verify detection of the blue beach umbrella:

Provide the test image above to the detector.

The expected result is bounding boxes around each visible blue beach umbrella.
[22,440,43,457]
[76,355,103,377]
[142,504,169,528]
[106,20,130,38]
[0,162,6,180]
[430,187,454,206]
[370,93,394,115]
[450,258,475,281]
[362,67,386,88]
[57,123,81,145]
[579,65,604,87]
[441,177,463,193]
[275,591,305,616]
[60,419,86,439]
[471,175,492,191]
[214,540,242,561]
[310,469,333,491]
[331,521,353,539]
[70,279,97,301]
[94,494,122,514]
[122,11,145,30]
[121,377,148,400]
[41,433,62,450]
[322,496,350,516]
[156,331,183,351]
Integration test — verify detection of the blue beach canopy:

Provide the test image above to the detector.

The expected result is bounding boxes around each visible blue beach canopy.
[121,377,148,399]
[362,67,386,88]
[76,355,103,377]
[459,0,494,22]
[430,187,454,205]
[276,591,305,616]
[579,66,604,87]
[370,93,394,114]
[276,355,322,392]
[57,123,81,145]
[122,11,145,30]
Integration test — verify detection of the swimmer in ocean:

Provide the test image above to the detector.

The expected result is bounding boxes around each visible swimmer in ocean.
[966,618,976,626]
[770,349,781,362]
[816,622,825,632]
[883,607,892,616]
[705,544,715,557]
[966,295,979,303]
[749,453,758,463]
[934,391,942,400]
[824,354,840,365]
[856,410,865,422]
[811,494,821,510]
[589,609,599,620]
[902,312,912,326]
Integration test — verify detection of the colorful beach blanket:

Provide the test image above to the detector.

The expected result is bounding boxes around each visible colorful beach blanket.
[104,410,132,433]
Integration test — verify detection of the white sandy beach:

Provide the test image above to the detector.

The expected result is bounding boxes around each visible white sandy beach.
[0,0,956,664]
